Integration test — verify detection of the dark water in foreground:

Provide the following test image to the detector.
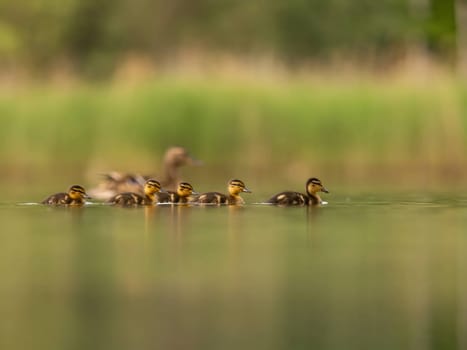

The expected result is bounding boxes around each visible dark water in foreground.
[1,194,467,350]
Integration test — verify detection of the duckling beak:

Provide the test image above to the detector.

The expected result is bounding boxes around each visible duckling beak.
[159,188,168,194]
[321,187,329,194]
[84,193,92,199]
[242,187,252,193]
[191,190,199,195]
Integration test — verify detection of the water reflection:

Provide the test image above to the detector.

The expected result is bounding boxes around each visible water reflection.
[1,197,467,349]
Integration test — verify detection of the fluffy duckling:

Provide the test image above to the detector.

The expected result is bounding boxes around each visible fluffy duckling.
[42,185,90,206]
[108,179,164,206]
[194,179,251,205]
[89,146,200,200]
[158,182,198,204]
[267,178,329,206]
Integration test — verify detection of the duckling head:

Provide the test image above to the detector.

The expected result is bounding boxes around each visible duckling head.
[306,177,329,195]
[68,185,90,200]
[177,182,198,198]
[228,179,252,196]
[144,179,163,196]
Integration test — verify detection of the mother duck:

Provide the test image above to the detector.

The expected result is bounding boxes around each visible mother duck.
[89,146,201,200]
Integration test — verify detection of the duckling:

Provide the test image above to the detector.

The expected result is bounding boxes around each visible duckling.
[158,182,198,204]
[108,179,164,206]
[267,177,329,206]
[194,179,251,205]
[89,147,201,200]
[42,185,90,206]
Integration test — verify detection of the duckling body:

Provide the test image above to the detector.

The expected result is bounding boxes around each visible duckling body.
[194,179,251,205]
[108,179,163,206]
[267,178,329,206]
[109,192,151,206]
[158,182,198,204]
[89,147,200,200]
[196,192,234,205]
[42,185,90,206]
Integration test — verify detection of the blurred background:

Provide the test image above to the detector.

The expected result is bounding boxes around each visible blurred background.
[3,3,467,350]
[1,0,467,197]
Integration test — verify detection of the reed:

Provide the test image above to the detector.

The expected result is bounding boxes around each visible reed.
[1,75,466,189]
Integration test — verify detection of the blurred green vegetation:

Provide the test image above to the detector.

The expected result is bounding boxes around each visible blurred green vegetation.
[0,0,464,193]
[1,75,466,191]
[0,0,462,76]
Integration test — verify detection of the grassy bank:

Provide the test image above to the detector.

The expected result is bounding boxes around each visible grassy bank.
[1,74,467,192]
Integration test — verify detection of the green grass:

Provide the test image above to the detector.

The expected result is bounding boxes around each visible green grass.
[1,76,467,190]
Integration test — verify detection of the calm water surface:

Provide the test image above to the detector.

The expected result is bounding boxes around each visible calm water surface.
[1,193,467,350]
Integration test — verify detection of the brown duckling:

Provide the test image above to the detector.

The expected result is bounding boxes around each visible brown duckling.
[267,177,329,206]
[158,182,198,204]
[42,185,90,206]
[108,179,164,206]
[194,179,251,205]
[89,146,201,200]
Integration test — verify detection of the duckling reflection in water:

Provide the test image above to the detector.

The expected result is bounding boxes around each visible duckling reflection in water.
[89,146,201,200]
[42,185,91,206]
[158,182,198,204]
[193,179,251,205]
[267,177,329,206]
[108,179,164,206]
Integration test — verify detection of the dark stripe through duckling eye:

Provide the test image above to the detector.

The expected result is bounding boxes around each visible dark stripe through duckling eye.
[146,179,161,188]
[179,182,193,190]
[229,179,245,187]
[310,178,322,185]
[70,185,86,193]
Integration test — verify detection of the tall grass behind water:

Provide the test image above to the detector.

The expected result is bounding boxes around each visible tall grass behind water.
[1,75,467,200]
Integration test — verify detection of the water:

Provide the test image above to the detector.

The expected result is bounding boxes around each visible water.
[1,194,467,350]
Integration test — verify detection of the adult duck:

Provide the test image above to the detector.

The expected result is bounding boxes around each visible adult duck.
[89,146,200,200]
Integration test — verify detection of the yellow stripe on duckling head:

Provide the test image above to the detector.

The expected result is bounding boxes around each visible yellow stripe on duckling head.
[68,185,90,199]
[306,177,329,194]
[144,179,164,195]
[228,179,252,195]
[177,182,197,196]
